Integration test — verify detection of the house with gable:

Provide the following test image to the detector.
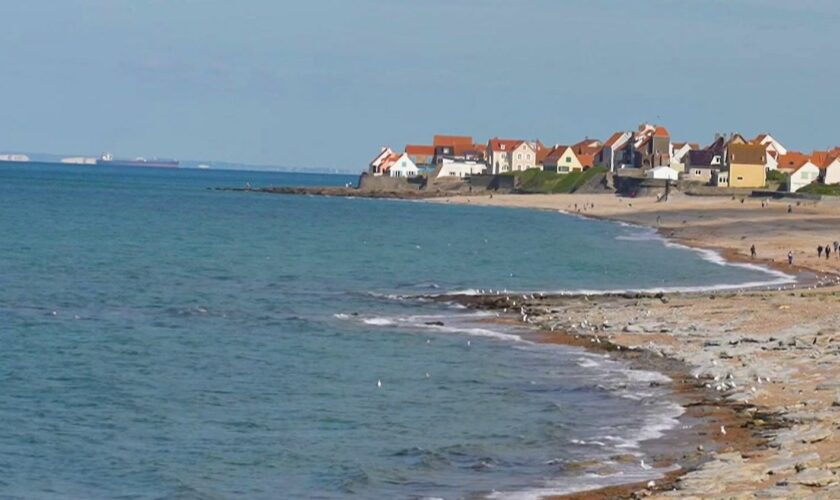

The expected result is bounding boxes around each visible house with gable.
[820,156,840,185]
[684,136,726,183]
[369,147,396,176]
[670,142,697,172]
[486,138,536,173]
[786,158,820,192]
[596,131,632,171]
[542,146,584,174]
[404,145,435,168]
[727,143,767,188]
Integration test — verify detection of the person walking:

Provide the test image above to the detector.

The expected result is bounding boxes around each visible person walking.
[818,245,824,258]
[834,241,838,254]
[788,251,794,265]
[826,244,832,260]
[750,244,757,259]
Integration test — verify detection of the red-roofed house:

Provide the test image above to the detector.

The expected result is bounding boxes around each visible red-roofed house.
[777,152,811,174]
[377,152,419,178]
[543,146,584,174]
[787,158,820,192]
[487,138,536,173]
[433,135,473,148]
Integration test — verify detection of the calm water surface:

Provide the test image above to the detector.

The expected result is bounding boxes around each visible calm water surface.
[0,164,785,499]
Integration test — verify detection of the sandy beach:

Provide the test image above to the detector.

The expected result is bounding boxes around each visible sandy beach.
[433,193,840,498]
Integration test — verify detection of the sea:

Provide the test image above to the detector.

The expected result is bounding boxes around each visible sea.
[0,163,793,499]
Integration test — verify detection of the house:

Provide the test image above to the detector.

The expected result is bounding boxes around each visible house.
[535,140,552,168]
[683,137,727,183]
[777,152,812,173]
[487,138,536,173]
[753,133,788,156]
[638,126,671,168]
[727,143,767,188]
[572,139,601,169]
[542,146,584,173]
[386,153,418,178]
[369,147,396,175]
[713,170,730,187]
[435,157,487,178]
[787,159,820,192]
[669,142,696,172]
[597,131,632,171]
[820,157,840,185]
[647,166,679,181]
[432,135,475,165]
[405,145,435,167]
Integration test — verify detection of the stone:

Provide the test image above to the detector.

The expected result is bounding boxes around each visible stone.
[786,468,836,488]
[764,452,821,475]
[623,324,644,333]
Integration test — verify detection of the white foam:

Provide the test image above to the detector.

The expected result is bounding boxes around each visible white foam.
[362,317,395,326]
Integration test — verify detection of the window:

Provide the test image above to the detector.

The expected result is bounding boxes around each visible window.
[517,154,522,160]
[565,157,571,163]
[526,154,531,160]
[737,176,744,181]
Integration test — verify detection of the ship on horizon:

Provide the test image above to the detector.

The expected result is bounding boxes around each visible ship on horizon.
[97,153,179,168]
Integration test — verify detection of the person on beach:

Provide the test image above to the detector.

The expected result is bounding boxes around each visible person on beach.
[750,244,756,259]
[826,245,832,260]
[818,245,824,258]
[788,251,794,265]
[834,241,838,254]
[788,204,793,213]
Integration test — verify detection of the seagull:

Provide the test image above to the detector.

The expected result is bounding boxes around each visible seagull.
[647,480,656,489]
[377,379,382,388]
[720,425,727,436]
[640,459,652,470]
[425,373,430,378]
[467,340,471,347]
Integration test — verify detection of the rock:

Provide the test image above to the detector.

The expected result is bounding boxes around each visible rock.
[775,426,832,448]
[815,382,840,391]
[764,452,821,475]
[785,468,837,488]
[623,325,644,333]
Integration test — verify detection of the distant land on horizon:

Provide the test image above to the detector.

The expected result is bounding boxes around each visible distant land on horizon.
[0,151,356,174]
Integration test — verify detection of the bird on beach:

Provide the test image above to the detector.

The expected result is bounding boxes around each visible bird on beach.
[720,425,727,436]
[640,459,652,470]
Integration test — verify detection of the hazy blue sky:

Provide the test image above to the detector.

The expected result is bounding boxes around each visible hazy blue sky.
[1,0,838,171]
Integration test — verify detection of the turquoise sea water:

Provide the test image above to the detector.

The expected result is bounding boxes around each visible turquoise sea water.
[0,164,788,499]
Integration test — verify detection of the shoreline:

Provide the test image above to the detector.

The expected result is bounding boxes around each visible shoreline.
[424,192,840,497]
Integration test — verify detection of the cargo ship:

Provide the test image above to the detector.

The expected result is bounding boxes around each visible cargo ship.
[97,153,179,168]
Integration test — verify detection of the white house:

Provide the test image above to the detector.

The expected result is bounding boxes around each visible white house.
[647,166,679,181]
[597,131,632,171]
[754,133,788,156]
[436,158,487,178]
[788,160,820,192]
[669,143,694,172]
[510,141,537,171]
[369,147,395,176]
[387,153,418,178]
[821,157,840,185]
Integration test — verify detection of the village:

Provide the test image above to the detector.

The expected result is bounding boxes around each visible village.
[368,124,840,195]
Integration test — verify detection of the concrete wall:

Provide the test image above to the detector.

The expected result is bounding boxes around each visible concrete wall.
[468,174,517,191]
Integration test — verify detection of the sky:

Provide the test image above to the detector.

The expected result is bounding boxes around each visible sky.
[1,0,839,171]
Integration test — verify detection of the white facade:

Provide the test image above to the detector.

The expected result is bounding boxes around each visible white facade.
[487,148,509,174]
[509,142,537,172]
[369,147,395,176]
[756,134,788,156]
[647,166,679,181]
[61,157,97,165]
[669,143,693,172]
[437,158,487,178]
[388,154,418,178]
[788,161,820,192]
[823,158,840,185]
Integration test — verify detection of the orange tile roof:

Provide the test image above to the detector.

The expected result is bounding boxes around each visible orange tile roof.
[405,145,435,155]
[544,146,571,163]
[810,151,837,169]
[653,126,670,138]
[577,153,595,168]
[777,152,810,172]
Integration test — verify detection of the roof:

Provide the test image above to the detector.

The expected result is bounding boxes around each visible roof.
[687,149,717,167]
[577,153,595,168]
[405,145,435,155]
[488,138,524,152]
[727,143,766,165]
[603,132,627,148]
[777,152,811,172]
[653,126,670,138]
[433,135,473,147]
[810,151,835,169]
[544,146,571,163]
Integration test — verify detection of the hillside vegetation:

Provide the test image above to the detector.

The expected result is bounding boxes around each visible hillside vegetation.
[506,167,607,194]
